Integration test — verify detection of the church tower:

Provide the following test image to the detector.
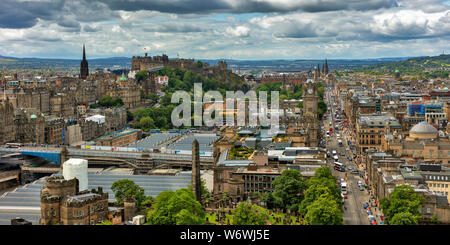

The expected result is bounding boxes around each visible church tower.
[314,64,320,81]
[302,79,320,147]
[323,58,329,75]
[80,44,89,80]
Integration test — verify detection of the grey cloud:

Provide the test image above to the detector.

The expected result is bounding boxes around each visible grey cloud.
[98,0,398,14]
[83,24,102,32]
[143,23,206,32]
[0,0,116,29]
[0,0,64,28]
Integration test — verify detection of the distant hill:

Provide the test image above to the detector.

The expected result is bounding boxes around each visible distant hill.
[0,53,441,75]
[0,55,132,70]
[352,54,450,79]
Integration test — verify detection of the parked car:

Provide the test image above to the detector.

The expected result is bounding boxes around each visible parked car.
[363,202,369,209]
[360,185,364,191]
[351,170,359,174]
[358,180,362,186]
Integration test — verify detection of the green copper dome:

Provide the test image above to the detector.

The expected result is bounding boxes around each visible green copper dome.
[395,69,400,73]
[30,114,37,119]
[120,74,127,81]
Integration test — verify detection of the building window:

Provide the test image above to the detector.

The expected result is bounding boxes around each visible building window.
[426,208,431,214]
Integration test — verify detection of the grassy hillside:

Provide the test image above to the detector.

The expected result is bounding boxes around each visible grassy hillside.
[353,54,450,79]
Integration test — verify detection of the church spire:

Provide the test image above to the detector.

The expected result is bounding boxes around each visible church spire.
[80,44,89,79]
[323,58,328,75]
[83,44,86,60]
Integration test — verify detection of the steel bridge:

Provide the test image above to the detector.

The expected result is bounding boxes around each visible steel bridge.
[0,147,214,170]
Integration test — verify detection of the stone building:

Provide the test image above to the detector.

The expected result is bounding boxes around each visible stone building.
[50,93,76,118]
[106,81,141,109]
[14,109,45,144]
[87,107,127,133]
[39,176,108,225]
[356,114,401,153]
[44,116,66,145]
[387,121,450,167]
[96,129,141,147]
[80,119,106,142]
[0,99,16,144]
[66,124,83,146]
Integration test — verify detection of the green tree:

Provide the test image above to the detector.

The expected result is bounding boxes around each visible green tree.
[99,94,114,107]
[232,202,270,225]
[187,178,211,199]
[126,110,134,122]
[111,179,146,208]
[138,116,155,131]
[97,220,113,225]
[299,186,334,216]
[313,166,334,179]
[135,70,149,83]
[318,100,328,120]
[379,185,425,225]
[155,116,168,129]
[390,212,419,225]
[262,192,276,210]
[304,197,343,225]
[146,189,206,225]
[147,93,159,104]
[271,169,306,211]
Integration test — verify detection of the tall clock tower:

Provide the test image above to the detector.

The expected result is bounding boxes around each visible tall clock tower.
[302,79,320,147]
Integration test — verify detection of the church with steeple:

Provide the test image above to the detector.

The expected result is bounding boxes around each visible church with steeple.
[80,44,89,80]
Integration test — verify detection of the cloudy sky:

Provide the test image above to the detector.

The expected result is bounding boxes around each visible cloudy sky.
[0,0,449,60]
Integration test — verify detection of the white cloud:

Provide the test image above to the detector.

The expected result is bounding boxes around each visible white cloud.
[113,46,125,53]
[225,25,250,37]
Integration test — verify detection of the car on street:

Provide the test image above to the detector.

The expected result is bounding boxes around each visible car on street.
[348,166,352,170]
[351,170,359,174]
[358,180,362,186]
[369,216,377,225]
[363,202,369,209]
[360,185,364,191]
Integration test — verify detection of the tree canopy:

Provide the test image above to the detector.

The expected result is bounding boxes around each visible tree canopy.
[298,167,341,216]
[271,169,307,212]
[111,179,146,207]
[390,212,419,225]
[379,185,425,225]
[135,70,149,83]
[146,189,206,225]
[304,197,343,225]
[232,202,270,225]
[97,94,124,107]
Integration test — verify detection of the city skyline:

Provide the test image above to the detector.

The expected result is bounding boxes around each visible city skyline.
[0,0,449,60]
